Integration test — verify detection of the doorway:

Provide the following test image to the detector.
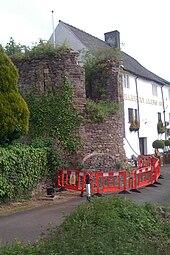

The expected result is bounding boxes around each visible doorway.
[139,137,147,155]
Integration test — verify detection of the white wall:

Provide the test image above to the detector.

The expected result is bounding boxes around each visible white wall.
[123,73,170,158]
[49,23,88,65]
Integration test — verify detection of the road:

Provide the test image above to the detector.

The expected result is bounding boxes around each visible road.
[0,164,170,246]
[0,197,85,246]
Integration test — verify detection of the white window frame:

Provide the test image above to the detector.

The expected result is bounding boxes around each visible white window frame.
[123,74,130,88]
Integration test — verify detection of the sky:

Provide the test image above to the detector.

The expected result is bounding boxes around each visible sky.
[1,0,170,81]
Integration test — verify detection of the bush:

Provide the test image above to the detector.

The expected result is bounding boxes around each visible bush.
[0,144,47,202]
[0,47,29,145]
[165,140,170,147]
[31,137,66,180]
[84,99,119,122]
[152,139,164,149]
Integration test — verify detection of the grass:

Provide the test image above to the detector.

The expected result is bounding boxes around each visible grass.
[0,196,170,255]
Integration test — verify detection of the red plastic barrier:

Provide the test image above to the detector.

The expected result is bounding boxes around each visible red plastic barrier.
[57,169,88,193]
[90,171,132,193]
[56,156,160,195]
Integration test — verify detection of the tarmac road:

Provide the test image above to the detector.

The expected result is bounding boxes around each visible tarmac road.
[121,164,170,205]
[0,164,170,246]
[0,197,86,246]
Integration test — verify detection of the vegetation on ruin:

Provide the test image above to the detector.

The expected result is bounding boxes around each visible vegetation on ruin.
[3,37,70,60]
[84,99,120,122]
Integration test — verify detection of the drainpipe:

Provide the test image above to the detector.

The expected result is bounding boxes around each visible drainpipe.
[121,67,125,138]
[161,85,166,140]
[135,77,140,142]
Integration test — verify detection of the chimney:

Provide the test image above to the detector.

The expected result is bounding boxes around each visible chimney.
[104,30,120,49]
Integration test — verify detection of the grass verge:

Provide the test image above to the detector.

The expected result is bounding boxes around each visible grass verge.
[0,196,170,255]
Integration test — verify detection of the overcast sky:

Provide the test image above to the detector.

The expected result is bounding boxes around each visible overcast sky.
[1,0,170,81]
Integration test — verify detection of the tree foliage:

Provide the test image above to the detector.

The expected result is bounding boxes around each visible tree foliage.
[152,139,165,149]
[4,37,26,57]
[3,38,70,60]
[0,47,30,145]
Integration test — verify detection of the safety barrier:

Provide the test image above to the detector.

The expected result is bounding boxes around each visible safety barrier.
[56,155,160,195]
[57,169,88,193]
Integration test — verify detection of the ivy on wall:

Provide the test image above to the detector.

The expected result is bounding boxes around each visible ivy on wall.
[26,76,82,152]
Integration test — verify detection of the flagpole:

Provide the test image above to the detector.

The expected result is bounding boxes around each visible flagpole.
[52,10,55,47]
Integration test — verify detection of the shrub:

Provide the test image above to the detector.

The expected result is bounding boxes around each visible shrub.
[84,99,119,122]
[31,137,66,181]
[165,140,170,147]
[152,140,165,149]
[0,144,47,202]
[0,47,29,145]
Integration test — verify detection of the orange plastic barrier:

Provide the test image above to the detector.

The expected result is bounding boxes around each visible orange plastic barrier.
[57,169,88,193]
[90,171,128,193]
[57,156,160,195]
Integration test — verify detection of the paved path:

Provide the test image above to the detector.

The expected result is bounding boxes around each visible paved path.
[0,164,170,246]
[120,164,170,205]
[0,197,85,246]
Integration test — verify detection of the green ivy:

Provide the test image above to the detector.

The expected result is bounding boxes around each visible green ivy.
[25,76,82,151]
[0,144,47,202]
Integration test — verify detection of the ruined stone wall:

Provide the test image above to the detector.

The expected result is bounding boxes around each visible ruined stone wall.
[14,50,126,171]
[79,111,125,171]
[78,59,126,171]
[14,50,86,111]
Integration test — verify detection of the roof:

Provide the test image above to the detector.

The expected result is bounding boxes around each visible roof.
[58,20,170,86]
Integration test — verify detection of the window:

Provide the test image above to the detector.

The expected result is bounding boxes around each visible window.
[152,83,158,96]
[128,108,138,122]
[123,74,130,88]
[128,108,133,122]
[158,112,162,122]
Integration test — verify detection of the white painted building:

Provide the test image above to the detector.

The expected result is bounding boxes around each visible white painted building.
[49,20,170,158]
[123,73,170,158]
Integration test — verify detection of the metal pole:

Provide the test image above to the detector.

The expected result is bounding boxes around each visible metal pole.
[52,10,55,47]
[86,174,91,201]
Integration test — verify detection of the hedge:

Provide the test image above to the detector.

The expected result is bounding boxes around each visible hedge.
[0,144,47,202]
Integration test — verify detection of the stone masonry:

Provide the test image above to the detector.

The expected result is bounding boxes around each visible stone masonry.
[14,50,126,171]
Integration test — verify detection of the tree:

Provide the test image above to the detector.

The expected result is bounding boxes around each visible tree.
[0,47,30,145]
[4,37,26,57]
